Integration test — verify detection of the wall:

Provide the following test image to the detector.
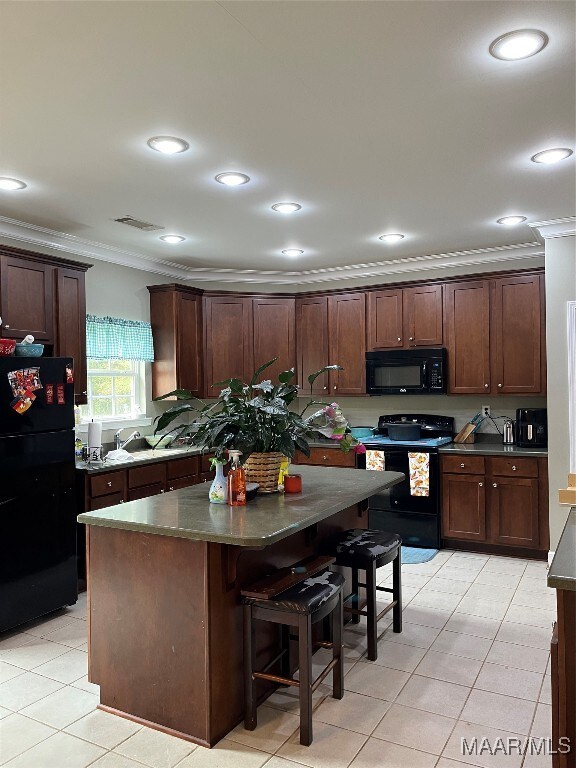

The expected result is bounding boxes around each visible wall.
[545,233,576,550]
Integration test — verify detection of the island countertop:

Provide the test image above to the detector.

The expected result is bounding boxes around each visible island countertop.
[78,465,403,546]
[548,507,576,591]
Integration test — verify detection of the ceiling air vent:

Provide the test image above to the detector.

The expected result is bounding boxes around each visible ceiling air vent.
[113,215,164,232]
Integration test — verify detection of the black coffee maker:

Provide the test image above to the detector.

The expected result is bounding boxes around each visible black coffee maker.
[516,408,547,448]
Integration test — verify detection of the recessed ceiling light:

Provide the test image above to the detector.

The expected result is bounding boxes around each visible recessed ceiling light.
[272,202,302,213]
[282,248,304,257]
[147,136,189,154]
[215,172,250,186]
[497,215,527,226]
[489,29,548,60]
[0,177,27,191]
[531,147,573,164]
[379,233,405,243]
[160,235,186,244]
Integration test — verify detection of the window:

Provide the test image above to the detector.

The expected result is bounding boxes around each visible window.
[80,359,146,421]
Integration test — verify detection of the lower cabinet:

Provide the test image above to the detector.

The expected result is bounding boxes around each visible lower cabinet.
[293,447,357,468]
[441,454,547,554]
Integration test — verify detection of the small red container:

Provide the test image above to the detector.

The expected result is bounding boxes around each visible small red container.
[284,474,303,494]
[0,338,16,356]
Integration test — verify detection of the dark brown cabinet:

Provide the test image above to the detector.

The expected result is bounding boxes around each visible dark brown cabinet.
[441,472,486,541]
[203,296,253,390]
[296,297,329,394]
[293,447,357,467]
[56,267,88,404]
[0,255,54,341]
[328,292,366,395]
[252,298,295,383]
[368,284,442,350]
[148,285,203,399]
[487,475,540,549]
[444,280,491,394]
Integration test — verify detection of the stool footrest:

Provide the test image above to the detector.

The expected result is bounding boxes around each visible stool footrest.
[253,671,299,687]
[357,582,393,595]
[253,643,339,692]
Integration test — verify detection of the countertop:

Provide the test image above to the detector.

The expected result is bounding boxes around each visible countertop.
[438,443,547,458]
[548,508,576,592]
[77,465,404,546]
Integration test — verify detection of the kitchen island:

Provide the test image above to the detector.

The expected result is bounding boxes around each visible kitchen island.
[78,465,403,747]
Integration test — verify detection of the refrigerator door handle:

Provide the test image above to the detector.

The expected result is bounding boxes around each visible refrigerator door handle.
[0,497,17,508]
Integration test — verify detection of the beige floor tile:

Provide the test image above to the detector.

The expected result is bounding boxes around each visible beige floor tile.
[511,591,556,610]
[401,606,451,630]
[0,661,24,685]
[278,720,367,768]
[422,577,471,596]
[446,553,489,565]
[442,721,524,768]
[72,675,100,694]
[475,661,543,701]
[0,635,70,671]
[522,750,553,768]
[32,648,88,683]
[495,621,551,650]
[315,690,390,735]
[455,597,509,621]
[175,740,268,768]
[434,566,478,582]
[371,639,427,672]
[538,676,552,705]
[396,675,470,719]
[518,575,553,594]
[24,612,81,638]
[115,726,195,768]
[344,660,410,702]
[443,614,500,640]
[0,712,56,763]
[0,670,63,711]
[464,584,515,603]
[485,556,528,571]
[401,562,442,576]
[415,649,482,687]
[473,571,521,589]
[0,631,35,653]
[349,736,437,768]
[226,704,299,753]
[485,641,549,674]
[382,572,431,589]
[65,708,142,749]
[372,703,456,754]
[381,621,442,650]
[20,685,98,729]
[63,597,88,621]
[91,754,154,768]
[524,563,548,578]
[436,760,477,768]
[430,631,492,661]
[266,683,329,716]
[461,688,536,735]
[410,590,463,612]
[1,730,105,768]
[0,706,11,719]
[262,757,309,768]
[531,703,552,739]
[503,605,556,628]
[42,619,88,648]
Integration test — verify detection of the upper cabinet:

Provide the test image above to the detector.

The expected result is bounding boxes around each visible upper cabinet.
[55,268,88,405]
[203,296,253,390]
[444,280,491,394]
[252,298,295,383]
[368,284,442,350]
[328,292,366,395]
[296,297,329,394]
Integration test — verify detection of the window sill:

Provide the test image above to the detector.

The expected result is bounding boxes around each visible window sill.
[77,417,153,433]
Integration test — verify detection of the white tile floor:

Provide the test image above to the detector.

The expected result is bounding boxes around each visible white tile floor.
[0,551,555,768]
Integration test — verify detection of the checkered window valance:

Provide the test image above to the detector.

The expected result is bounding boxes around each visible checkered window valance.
[86,315,154,362]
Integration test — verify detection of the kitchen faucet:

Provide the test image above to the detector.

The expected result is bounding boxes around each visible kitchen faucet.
[114,429,141,451]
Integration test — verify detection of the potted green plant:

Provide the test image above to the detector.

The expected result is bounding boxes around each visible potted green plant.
[154,358,361,492]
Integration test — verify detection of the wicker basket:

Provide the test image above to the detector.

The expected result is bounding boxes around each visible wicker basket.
[243,452,284,493]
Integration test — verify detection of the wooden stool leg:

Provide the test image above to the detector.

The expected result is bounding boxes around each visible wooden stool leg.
[281,624,291,681]
[393,548,402,633]
[332,591,344,699]
[298,614,313,746]
[366,563,378,661]
[243,604,257,730]
[351,566,360,624]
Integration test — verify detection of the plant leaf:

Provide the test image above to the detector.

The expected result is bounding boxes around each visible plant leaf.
[249,358,278,386]
[278,368,295,383]
[307,364,343,387]
[153,389,200,401]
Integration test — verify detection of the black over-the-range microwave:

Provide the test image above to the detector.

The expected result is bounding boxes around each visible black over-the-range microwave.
[366,348,447,395]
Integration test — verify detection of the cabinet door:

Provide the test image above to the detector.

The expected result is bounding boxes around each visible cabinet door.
[367,290,403,349]
[252,298,295,384]
[444,280,491,394]
[90,492,124,510]
[441,473,486,541]
[404,284,443,347]
[0,256,54,340]
[491,275,543,394]
[487,476,540,548]
[56,268,87,405]
[328,293,366,395]
[296,297,329,394]
[128,483,165,501]
[204,297,253,390]
[177,293,203,396]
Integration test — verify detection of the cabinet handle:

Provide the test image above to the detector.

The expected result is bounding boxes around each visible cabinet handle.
[107,481,112,487]
[397,337,401,342]
[460,463,465,468]
[323,455,327,461]
[169,486,174,491]
[333,385,337,390]
[409,337,414,341]
[4,324,9,329]
[160,489,165,493]
[493,483,498,488]
[498,383,502,388]
[120,499,124,503]
[484,384,489,388]
[82,391,87,395]
[479,482,483,487]
[323,386,328,390]
[511,465,517,471]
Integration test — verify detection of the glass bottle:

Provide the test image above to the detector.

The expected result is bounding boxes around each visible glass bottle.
[227,450,246,506]
[208,458,227,504]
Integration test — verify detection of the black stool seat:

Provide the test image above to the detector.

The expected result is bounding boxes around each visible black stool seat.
[245,571,344,615]
[333,529,401,568]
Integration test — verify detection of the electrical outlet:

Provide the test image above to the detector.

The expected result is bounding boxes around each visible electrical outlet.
[482,405,490,418]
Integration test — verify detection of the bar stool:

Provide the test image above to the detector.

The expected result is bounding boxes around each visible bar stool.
[242,558,345,746]
[330,529,402,662]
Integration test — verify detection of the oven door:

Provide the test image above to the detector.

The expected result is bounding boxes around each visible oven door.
[366,359,428,395]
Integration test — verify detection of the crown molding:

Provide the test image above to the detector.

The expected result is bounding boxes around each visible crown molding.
[528,216,576,240]
[0,215,543,286]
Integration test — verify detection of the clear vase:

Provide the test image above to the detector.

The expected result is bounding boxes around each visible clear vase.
[209,462,227,504]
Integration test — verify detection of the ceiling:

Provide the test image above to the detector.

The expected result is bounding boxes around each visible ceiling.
[0,0,574,282]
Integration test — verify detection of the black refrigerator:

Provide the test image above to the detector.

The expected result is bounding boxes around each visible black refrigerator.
[0,357,77,633]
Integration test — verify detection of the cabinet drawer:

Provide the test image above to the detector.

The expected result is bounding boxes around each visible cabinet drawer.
[200,454,215,473]
[296,448,357,467]
[90,471,124,498]
[166,475,198,492]
[166,456,199,480]
[128,463,166,489]
[442,455,485,475]
[90,491,124,510]
[486,457,538,478]
[128,482,165,501]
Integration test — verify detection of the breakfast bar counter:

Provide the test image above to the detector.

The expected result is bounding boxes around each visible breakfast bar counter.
[79,466,403,747]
